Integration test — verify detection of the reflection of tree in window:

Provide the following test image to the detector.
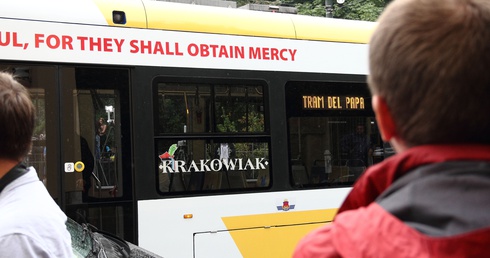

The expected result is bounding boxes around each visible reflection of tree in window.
[216,106,236,133]
[32,94,46,137]
[215,86,264,133]
[238,107,264,132]
[159,96,187,133]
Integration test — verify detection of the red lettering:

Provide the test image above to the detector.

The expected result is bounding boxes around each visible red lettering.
[35,34,72,50]
[77,36,88,50]
[209,44,218,57]
[46,35,60,49]
[218,45,228,58]
[235,46,245,59]
[114,39,124,52]
[154,41,164,54]
[280,49,288,60]
[129,40,139,53]
[61,36,73,50]
[165,42,174,55]
[188,43,198,56]
[249,47,261,59]
[89,37,102,51]
[270,48,279,60]
[289,49,297,61]
[200,44,209,57]
[12,32,22,47]
[140,40,151,54]
[262,48,270,60]
[0,32,12,47]
[174,43,183,56]
[78,36,121,52]
[34,34,45,48]
[103,38,112,52]
[0,32,26,48]
[249,47,294,61]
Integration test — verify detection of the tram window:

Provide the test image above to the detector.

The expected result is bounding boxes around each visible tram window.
[155,83,265,134]
[286,81,386,188]
[0,65,58,197]
[156,139,270,193]
[214,85,265,133]
[154,80,270,194]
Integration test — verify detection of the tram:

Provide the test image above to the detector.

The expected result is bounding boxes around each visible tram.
[0,0,382,257]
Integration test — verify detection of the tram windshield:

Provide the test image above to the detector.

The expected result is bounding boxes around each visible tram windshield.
[286,81,392,187]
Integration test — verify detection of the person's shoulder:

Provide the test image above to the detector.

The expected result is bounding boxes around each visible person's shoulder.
[294,206,390,258]
[1,172,67,224]
[0,233,46,256]
[0,198,65,234]
[328,204,413,257]
[0,198,72,256]
[0,230,72,258]
[293,224,339,258]
[0,211,21,236]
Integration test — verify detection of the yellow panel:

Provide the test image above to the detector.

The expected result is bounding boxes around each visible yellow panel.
[222,209,337,258]
[232,223,325,258]
[92,0,375,43]
[222,208,337,228]
[144,1,296,38]
[291,15,377,43]
[92,0,147,28]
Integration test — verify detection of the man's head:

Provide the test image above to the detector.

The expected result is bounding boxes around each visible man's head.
[355,124,365,135]
[368,0,490,147]
[0,71,35,161]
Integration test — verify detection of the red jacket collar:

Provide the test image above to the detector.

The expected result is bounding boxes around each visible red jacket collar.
[334,203,490,258]
[337,144,490,214]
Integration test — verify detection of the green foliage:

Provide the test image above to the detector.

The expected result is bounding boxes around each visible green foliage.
[236,0,248,7]
[217,105,268,164]
[333,0,385,21]
[216,105,264,133]
[237,0,283,8]
[32,97,46,137]
[296,0,326,17]
[216,106,237,133]
[159,97,187,133]
[238,108,264,133]
[236,0,391,21]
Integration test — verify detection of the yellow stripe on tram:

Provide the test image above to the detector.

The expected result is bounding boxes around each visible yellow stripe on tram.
[222,208,338,258]
[92,0,147,28]
[91,0,376,43]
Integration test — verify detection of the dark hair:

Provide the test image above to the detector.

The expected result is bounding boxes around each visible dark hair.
[0,72,35,160]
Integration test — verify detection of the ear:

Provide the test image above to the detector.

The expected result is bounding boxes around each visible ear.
[372,95,397,142]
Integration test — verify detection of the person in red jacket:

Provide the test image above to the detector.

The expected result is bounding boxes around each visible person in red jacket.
[293,0,490,257]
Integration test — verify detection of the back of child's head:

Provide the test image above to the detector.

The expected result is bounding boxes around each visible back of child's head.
[368,0,490,146]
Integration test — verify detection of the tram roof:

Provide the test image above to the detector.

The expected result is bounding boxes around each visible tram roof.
[0,0,376,43]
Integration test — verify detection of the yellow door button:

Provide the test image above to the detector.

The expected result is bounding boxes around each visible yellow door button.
[74,161,85,172]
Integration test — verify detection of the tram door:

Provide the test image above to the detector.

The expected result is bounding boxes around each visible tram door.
[0,64,134,242]
[59,67,134,243]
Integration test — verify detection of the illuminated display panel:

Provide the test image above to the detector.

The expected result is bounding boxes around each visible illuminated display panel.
[302,95,365,110]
